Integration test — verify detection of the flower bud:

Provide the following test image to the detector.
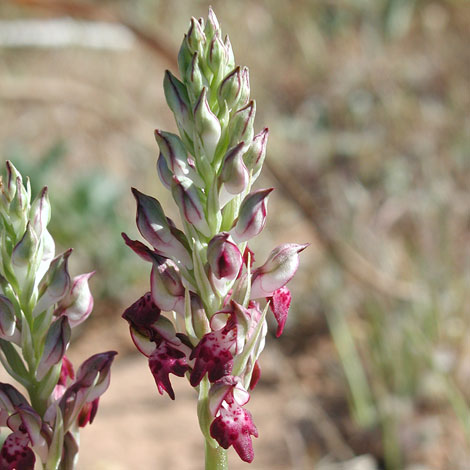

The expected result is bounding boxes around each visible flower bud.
[187,17,206,55]
[154,130,191,180]
[11,223,39,286]
[186,52,205,103]
[132,188,192,267]
[0,295,17,341]
[36,316,71,381]
[207,233,243,282]
[163,70,193,136]
[220,142,249,195]
[30,187,50,237]
[207,35,226,77]
[9,175,30,234]
[218,67,250,111]
[55,272,94,327]
[205,6,220,42]
[194,88,222,162]
[250,243,308,298]
[34,249,72,316]
[172,176,211,237]
[2,161,21,203]
[151,255,185,314]
[224,35,235,70]
[156,153,173,190]
[243,128,268,179]
[231,188,273,243]
[228,101,256,149]
[190,292,210,338]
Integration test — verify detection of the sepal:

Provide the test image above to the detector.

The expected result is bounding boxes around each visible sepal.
[250,243,308,298]
[133,188,192,267]
[231,188,273,243]
[151,256,185,314]
[194,88,221,162]
[55,272,94,327]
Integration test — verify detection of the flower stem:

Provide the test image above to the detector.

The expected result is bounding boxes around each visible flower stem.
[205,440,228,470]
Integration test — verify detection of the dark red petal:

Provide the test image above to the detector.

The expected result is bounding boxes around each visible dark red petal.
[0,431,35,470]
[121,233,155,262]
[268,286,291,337]
[77,398,99,427]
[249,361,261,390]
[122,292,161,341]
[149,342,189,400]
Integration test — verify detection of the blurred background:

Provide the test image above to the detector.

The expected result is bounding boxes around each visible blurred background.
[1,0,470,469]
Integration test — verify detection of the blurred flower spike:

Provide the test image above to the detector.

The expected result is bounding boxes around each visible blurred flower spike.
[0,161,116,469]
[122,7,307,468]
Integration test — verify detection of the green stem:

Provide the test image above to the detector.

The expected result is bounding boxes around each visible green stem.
[205,440,228,470]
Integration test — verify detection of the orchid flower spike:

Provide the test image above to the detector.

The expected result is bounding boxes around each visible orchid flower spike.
[123,8,307,468]
[0,161,116,469]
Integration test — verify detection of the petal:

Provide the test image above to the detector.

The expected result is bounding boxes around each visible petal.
[122,292,161,341]
[0,431,35,470]
[269,286,291,337]
[148,342,190,400]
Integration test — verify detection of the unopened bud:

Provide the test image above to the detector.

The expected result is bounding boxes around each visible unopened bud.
[231,188,273,243]
[30,187,50,237]
[132,188,192,267]
[157,153,173,190]
[205,6,220,42]
[224,35,235,70]
[207,232,243,281]
[0,295,17,341]
[154,130,191,180]
[186,52,205,103]
[11,223,39,285]
[172,177,211,237]
[178,34,193,80]
[190,292,210,338]
[36,316,71,381]
[163,70,194,136]
[3,161,21,203]
[207,35,226,77]
[9,175,30,235]
[250,244,308,298]
[220,142,249,195]
[187,17,206,55]
[244,128,268,180]
[218,67,245,111]
[56,272,94,327]
[34,249,72,316]
[151,255,185,314]
[194,88,221,162]
[229,101,256,149]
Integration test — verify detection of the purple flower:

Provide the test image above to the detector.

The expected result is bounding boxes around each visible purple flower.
[190,321,237,387]
[208,379,258,463]
[0,430,35,470]
[149,342,190,400]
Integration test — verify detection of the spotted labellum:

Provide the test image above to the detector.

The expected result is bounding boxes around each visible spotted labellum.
[0,161,116,469]
[122,8,307,468]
